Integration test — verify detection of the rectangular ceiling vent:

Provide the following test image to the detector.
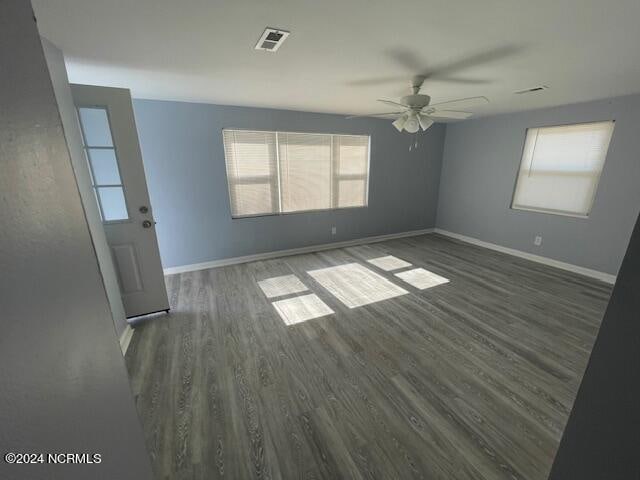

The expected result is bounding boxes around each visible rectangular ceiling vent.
[255,28,290,52]
[514,85,549,95]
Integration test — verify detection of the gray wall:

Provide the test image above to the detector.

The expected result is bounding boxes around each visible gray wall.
[42,38,129,340]
[549,211,640,478]
[0,1,153,478]
[133,99,446,269]
[436,94,640,275]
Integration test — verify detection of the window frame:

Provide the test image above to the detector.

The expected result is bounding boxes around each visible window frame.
[509,120,615,219]
[222,128,371,219]
[76,105,131,224]
[223,129,280,218]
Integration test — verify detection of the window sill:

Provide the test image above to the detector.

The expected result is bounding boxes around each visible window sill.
[231,204,369,220]
[510,205,589,219]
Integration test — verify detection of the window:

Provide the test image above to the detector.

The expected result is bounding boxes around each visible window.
[77,107,129,222]
[223,129,370,217]
[511,121,614,217]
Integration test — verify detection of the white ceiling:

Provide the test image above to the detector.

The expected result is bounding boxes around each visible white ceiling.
[33,0,640,118]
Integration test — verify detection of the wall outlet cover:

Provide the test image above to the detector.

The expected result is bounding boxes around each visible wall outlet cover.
[534,235,543,246]
[331,226,337,235]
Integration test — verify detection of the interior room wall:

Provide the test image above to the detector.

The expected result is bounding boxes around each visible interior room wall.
[132,99,446,269]
[549,211,640,478]
[0,2,153,478]
[41,38,129,340]
[436,94,640,276]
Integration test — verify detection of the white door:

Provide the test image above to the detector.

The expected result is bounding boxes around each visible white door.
[71,84,169,318]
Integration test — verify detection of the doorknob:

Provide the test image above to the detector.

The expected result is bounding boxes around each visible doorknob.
[142,220,155,228]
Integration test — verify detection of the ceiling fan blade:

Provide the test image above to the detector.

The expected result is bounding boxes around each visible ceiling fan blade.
[346,76,405,86]
[428,110,473,120]
[387,48,424,72]
[425,76,491,85]
[345,111,404,119]
[377,99,409,109]
[426,45,522,78]
[428,96,489,110]
[386,45,520,83]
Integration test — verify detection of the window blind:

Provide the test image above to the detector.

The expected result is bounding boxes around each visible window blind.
[333,134,370,208]
[278,132,332,213]
[511,121,614,217]
[223,129,370,217]
[222,130,279,217]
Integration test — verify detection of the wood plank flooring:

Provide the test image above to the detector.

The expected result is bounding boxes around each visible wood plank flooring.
[125,234,611,480]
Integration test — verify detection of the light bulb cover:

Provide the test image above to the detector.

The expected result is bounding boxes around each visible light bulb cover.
[404,113,420,133]
[392,114,408,132]
[419,114,434,131]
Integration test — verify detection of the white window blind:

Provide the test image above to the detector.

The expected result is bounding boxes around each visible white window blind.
[223,129,370,217]
[278,132,332,213]
[222,130,279,216]
[333,135,370,208]
[511,121,614,217]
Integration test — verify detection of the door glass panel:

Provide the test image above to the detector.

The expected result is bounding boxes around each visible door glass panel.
[97,186,128,221]
[78,107,114,147]
[77,106,128,222]
[88,148,122,185]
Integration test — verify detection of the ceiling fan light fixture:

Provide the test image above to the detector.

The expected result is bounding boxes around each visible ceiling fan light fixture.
[392,114,408,132]
[419,114,434,131]
[404,112,420,133]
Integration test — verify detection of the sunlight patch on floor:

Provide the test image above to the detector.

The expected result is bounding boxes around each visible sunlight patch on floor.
[395,268,450,290]
[366,255,412,271]
[308,263,408,308]
[272,293,334,325]
[258,274,308,298]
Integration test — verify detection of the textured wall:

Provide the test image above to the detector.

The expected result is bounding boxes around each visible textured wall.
[133,99,446,268]
[549,211,640,478]
[437,94,640,275]
[0,2,153,478]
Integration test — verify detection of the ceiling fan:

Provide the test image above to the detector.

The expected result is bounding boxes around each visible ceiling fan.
[347,75,489,133]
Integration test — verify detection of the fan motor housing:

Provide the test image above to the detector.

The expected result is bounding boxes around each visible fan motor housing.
[401,94,431,109]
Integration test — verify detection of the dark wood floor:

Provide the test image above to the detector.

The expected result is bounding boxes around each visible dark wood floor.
[125,234,611,480]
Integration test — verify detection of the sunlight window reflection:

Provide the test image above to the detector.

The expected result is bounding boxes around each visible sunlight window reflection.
[272,294,334,325]
[308,263,408,308]
[258,274,308,298]
[366,255,412,271]
[395,268,449,290]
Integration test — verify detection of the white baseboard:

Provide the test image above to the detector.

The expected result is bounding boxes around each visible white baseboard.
[119,324,134,355]
[434,228,617,284]
[163,228,434,275]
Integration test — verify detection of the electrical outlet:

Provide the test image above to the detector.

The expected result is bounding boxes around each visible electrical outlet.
[331,226,337,235]
[534,235,543,246]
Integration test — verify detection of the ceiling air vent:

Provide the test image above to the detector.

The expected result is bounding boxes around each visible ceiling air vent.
[255,28,290,52]
[514,85,549,95]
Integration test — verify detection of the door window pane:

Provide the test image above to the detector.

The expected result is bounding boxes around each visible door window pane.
[77,105,129,222]
[88,148,122,185]
[78,107,114,147]
[97,186,128,221]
